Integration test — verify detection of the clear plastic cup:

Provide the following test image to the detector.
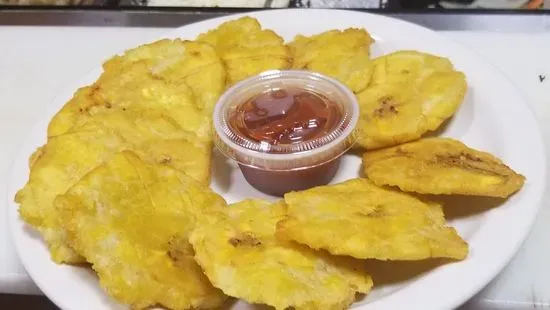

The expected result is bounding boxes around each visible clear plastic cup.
[213,70,359,196]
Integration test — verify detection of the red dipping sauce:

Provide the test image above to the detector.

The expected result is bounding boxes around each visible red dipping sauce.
[213,70,359,196]
[230,87,342,147]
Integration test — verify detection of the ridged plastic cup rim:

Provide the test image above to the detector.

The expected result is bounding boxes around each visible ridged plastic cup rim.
[213,69,359,166]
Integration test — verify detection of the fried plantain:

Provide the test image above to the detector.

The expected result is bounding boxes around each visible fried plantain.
[362,137,526,198]
[197,16,291,86]
[369,50,455,86]
[103,39,225,113]
[56,151,227,309]
[289,28,374,93]
[187,199,372,310]
[16,111,212,263]
[78,111,213,184]
[48,86,95,138]
[278,178,468,261]
[22,39,220,264]
[28,145,45,168]
[17,127,123,263]
[355,51,467,150]
[93,61,212,136]
[48,39,224,138]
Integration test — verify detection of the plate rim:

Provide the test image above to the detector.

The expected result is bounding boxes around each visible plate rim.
[7,8,548,310]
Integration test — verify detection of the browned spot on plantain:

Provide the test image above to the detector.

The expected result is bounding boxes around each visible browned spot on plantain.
[373,96,399,117]
[229,232,262,247]
[91,84,100,93]
[362,137,526,198]
[76,87,103,113]
[434,152,515,178]
[167,236,195,263]
[159,155,172,164]
[355,205,387,218]
[394,147,410,156]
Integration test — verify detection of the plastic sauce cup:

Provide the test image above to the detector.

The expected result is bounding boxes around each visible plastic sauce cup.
[213,70,359,196]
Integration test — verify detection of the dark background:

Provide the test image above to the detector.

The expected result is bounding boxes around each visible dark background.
[0,294,58,309]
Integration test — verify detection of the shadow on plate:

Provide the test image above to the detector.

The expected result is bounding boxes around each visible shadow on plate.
[422,194,506,220]
[218,298,273,310]
[365,258,458,286]
[423,117,454,138]
[23,224,43,241]
[211,150,232,192]
[347,146,366,158]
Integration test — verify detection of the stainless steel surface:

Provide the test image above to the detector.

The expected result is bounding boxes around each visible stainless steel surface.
[0,9,231,26]
[119,0,273,8]
[0,9,549,31]
[395,11,550,31]
[301,0,381,7]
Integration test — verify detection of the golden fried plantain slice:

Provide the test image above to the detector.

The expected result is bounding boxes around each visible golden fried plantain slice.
[48,86,95,138]
[48,39,224,138]
[103,39,225,113]
[28,145,45,168]
[289,28,374,93]
[16,111,212,263]
[49,65,207,139]
[17,128,124,263]
[369,50,455,86]
[355,51,467,150]
[96,61,212,135]
[77,111,213,184]
[362,137,526,198]
[96,61,212,138]
[187,199,372,310]
[56,151,227,310]
[278,178,468,261]
[197,16,290,86]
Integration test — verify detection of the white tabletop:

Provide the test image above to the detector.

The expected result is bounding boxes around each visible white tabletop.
[1,26,549,308]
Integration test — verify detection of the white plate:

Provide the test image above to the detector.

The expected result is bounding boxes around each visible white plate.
[7,9,547,310]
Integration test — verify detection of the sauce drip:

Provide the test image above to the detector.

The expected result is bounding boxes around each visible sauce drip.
[230,87,342,145]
